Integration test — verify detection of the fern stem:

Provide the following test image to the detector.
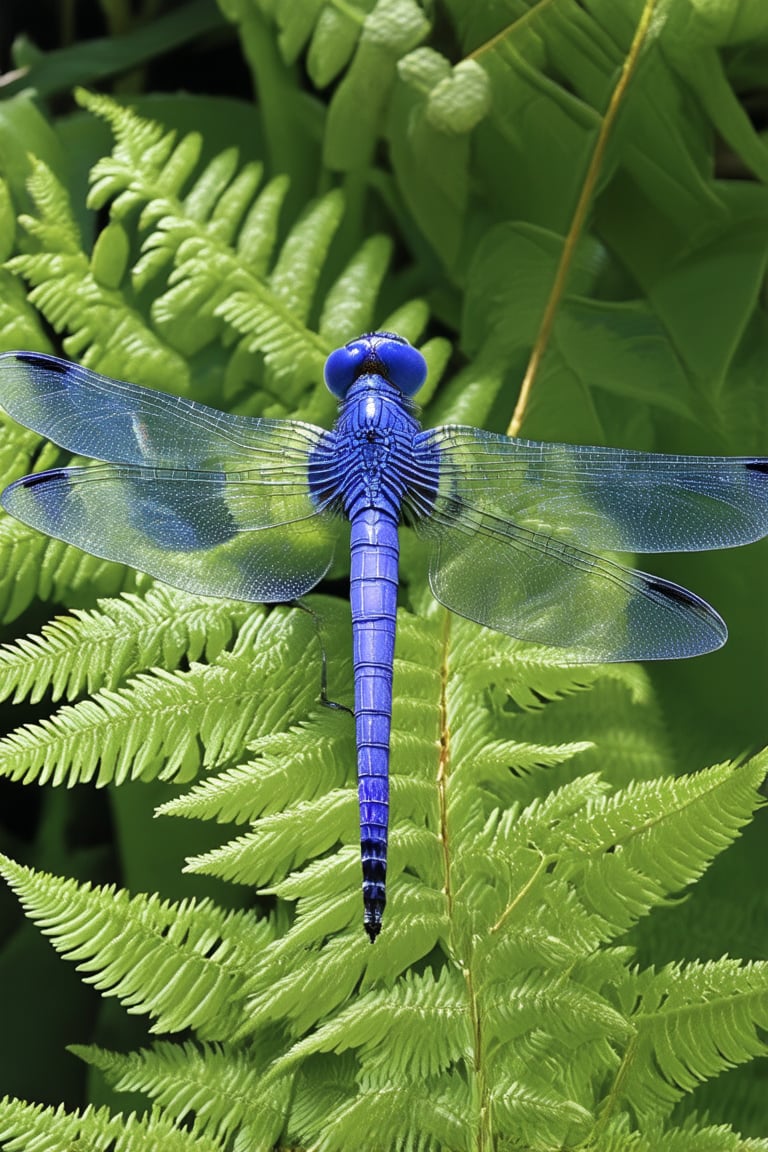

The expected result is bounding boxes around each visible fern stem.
[465,962,493,1152]
[467,0,559,60]
[489,850,549,936]
[437,607,454,927]
[593,1032,639,1137]
[505,0,660,437]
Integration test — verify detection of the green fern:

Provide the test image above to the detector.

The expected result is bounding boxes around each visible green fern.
[73,87,444,411]
[1,599,765,1149]
[7,155,191,389]
[0,585,252,702]
[7,89,446,419]
[610,959,768,1123]
[0,605,322,786]
[589,1114,768,1152]
[69,1039,294,1152]
[0,1096,226,1152]
[0,853,269,1039]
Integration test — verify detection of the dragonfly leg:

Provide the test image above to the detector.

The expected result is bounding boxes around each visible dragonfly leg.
[291,599,353,715]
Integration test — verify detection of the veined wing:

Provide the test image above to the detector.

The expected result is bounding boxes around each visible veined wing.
[417,426,768,553]
[0,352,341,601]
[0,351,323,468]
[414,500,726,662]
[2,463,340,602]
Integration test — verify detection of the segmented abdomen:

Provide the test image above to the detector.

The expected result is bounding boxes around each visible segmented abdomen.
[349,507,399,941]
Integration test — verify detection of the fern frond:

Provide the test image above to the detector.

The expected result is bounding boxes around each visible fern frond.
[277,965,469,1079]
[2,595,767,1147]
[204,610,766,1145]
[556,758,768,936]
[590,1112,768,1151]
[5,90,448,470]
[0,607,319,787]
[213,188,343,395]
[158,712,355,825]
[72,89,435,403]
[74,89,328,386]
[0,177,14,261]
[7,157,190,386]
[484,968,630,1051]
[187,782,438,946]
[0,854,268,1039]
[0,267,51,350]
[0,586,252,703]
[491,1077,594,1149]
[235,876,446,1040]
[294,1072,468,1152]
[317,233,391,346]
[244,930,374,1035]
[0,1097,224,1152]
[272,832,442,943]
[612,958,768,1121]
[454,754,766,988]
[70,1039,293,1152]
[189,788,356,888]
[167,610,668,1009]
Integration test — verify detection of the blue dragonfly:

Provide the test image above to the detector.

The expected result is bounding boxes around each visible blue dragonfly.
[1,332,767,939]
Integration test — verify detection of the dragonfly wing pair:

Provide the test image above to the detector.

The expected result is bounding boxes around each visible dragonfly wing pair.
[0,352,339,602]
[413,427,768,661]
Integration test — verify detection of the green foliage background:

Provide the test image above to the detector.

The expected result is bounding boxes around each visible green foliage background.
[0,1,767,1149]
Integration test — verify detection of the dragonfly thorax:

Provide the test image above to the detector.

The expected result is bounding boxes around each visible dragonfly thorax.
[329,377,423,520]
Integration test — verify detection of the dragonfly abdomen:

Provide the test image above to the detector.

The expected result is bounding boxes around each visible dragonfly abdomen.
[349,507,399,941]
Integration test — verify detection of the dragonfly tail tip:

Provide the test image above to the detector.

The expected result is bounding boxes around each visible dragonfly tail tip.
[364,906,384,942]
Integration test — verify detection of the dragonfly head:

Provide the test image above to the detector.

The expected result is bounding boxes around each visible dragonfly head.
[324,331,427,399]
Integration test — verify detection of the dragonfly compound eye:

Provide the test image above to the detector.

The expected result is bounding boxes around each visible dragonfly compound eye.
[324,341,369,398]
[372,334,427,397]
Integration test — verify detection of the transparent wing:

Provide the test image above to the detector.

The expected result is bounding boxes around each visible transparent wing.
[418,426,768,552]
[418,502,726,662]
[3,464,339,602]
[0,352,340,601]
[0,351,323,467]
